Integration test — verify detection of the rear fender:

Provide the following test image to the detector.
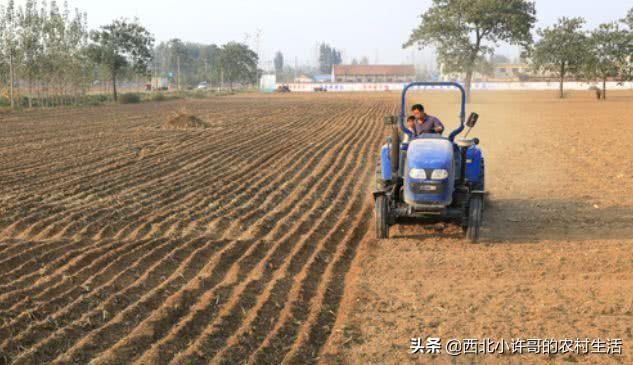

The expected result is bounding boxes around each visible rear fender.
[465,146,483,185]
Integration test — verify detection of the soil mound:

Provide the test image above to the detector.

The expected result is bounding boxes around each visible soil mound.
[163,112,209,130]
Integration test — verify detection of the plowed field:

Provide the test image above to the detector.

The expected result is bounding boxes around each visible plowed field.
[1,91,632,364]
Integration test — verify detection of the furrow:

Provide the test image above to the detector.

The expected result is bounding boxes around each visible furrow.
[85,104,372,365]
[162,106,376,364]
[7,236,218,364]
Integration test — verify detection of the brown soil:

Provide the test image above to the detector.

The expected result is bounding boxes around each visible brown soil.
[0,94,385,365]
[0,91,631,365]
[323,90,633,365]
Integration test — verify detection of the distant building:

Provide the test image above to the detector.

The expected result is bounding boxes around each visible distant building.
[313,74,333,83]
[332,65,416,83]
[260,74,277,93]
[151,77,169,90]
[294,74,314,83]
[492,63,531,81]
[440,63,555,82]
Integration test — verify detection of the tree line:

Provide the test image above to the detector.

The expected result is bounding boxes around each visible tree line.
[152,40,258,93]
[0,0,259,109]
[406,0,633,100]
[531,15,633,99]
[0,0,93,108]
[273,43,343,83]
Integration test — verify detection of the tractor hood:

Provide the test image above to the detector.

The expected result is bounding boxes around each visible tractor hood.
[404,137,455,207]
[407,138,453,169]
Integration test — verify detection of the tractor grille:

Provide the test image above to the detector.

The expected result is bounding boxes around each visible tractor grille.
[410,182,446,195]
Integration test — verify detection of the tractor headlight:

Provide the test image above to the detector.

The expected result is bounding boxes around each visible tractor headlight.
[430,169,449,180]
[409,168,427,179]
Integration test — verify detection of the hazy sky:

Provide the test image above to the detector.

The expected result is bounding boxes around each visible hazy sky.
[11,0,632,68]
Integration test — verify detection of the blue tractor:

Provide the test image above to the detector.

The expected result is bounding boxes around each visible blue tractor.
[374,82,485,242]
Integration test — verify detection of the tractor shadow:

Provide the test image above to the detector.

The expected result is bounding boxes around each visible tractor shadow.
[390,199,633,244]
[482,198,633,243]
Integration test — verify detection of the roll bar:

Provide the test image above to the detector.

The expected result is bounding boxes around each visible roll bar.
[399,82,466,142]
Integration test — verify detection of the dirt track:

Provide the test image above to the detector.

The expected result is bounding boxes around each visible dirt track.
[0,91,632,364]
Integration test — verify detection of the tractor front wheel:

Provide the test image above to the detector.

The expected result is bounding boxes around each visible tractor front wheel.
[375,195,389,239]
[466,195,483,243]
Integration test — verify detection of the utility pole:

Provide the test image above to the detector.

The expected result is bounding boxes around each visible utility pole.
[152,60,158,90]
[9,52,14,108]
[220,68,224,92]
[177,54,181,90]
[254,28,262,69]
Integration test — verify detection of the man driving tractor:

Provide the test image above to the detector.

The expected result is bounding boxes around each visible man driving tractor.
[411,104,444,135]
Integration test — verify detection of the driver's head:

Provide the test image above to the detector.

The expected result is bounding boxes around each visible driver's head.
[411,104,425,120]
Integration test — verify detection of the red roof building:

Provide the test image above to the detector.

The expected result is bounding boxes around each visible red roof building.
[332,64,416,83]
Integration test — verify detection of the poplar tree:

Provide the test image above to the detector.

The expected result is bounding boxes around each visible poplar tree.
[0,0,19,108]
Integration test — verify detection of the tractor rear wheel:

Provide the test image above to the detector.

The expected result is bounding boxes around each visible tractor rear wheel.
[375,195,389,239]
[479,158,486,191]
[375,161,385,190]
[390,126,400,176]
[466,195,483,243]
